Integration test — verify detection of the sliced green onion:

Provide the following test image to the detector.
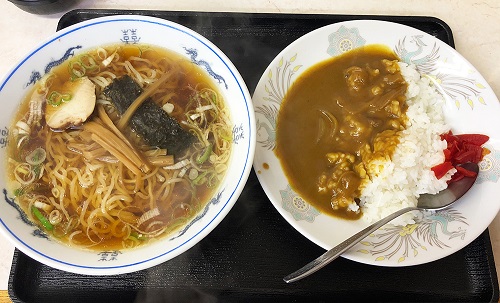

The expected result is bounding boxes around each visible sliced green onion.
[80,54,98,70]
[129,232,147,241]
[15,164,30,175]
[193,170,209,185]
[13,183,45,198]
[32,206,53,231]
[26,147,46,165]
[47,91,72,107]
[49,210,62,225]
[13,184,32,197]
[69,61,85,79]
[188,168,199,180]
[14,188,24,197]
[219,128,233,142]
[196,143,213,165]
[14,163,35,185]
[206,171,219,188]
[211,93,217,105]
[32,164,44,179]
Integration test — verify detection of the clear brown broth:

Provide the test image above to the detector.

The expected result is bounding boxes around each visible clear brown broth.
[7,44,228,249]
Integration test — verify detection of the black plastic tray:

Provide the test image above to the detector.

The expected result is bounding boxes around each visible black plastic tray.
[8,9,499,303]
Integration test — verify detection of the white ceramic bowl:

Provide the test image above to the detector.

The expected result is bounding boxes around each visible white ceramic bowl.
[0,15,255,275]
[253,20,500,267]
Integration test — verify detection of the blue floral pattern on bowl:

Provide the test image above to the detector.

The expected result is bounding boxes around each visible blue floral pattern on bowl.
[280,185,320,222]
[327,25,366,56]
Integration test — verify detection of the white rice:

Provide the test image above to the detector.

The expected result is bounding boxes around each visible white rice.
[358,63,455,226]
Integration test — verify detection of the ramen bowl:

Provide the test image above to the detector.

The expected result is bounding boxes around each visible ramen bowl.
[0,15,255,275]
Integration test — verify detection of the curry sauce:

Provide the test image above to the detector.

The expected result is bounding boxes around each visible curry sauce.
[275,45,408,219]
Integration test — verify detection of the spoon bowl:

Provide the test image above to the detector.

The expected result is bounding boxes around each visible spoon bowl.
[283,162,479,283]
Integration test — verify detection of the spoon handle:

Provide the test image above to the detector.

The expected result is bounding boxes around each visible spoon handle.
[283,206,418,283]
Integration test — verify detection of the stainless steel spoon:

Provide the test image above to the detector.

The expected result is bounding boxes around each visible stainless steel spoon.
[283,162,479,283]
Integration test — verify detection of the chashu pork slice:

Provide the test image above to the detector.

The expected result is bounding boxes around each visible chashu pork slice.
[45,77,96,130]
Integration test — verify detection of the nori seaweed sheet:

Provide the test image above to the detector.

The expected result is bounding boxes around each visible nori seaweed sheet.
[103,75,195,156]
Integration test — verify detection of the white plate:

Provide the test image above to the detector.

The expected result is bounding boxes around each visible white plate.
[0,15,255,275]
[252,20,500,266]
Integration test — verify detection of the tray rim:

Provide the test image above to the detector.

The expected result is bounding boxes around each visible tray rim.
[56,9,455,48]
[7,9,497,303]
